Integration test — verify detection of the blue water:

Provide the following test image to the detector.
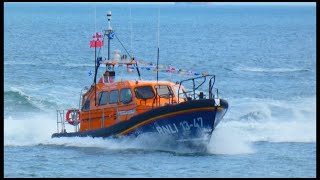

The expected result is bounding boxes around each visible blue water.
[4,2,316,178]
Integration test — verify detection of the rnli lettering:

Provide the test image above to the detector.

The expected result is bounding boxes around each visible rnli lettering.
[156,117,204,135]
[156,123,179,135]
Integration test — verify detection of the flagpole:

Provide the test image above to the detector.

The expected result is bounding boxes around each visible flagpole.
[94,40,97,106]
[156,8,160,83]
[94,5,97,106]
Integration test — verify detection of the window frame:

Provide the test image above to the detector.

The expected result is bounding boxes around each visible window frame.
[98,91,109,106]
[154,85,175,98]
[134,86,155,100]
[83,99,91,111]
[120,88,133,104]
[109,90,119,104]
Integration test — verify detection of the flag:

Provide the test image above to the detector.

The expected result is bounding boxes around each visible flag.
[109,31,114,39]
[90,32,104,48]
[88,70,93,76]
[90,39,104,48]
[92,32,103,39]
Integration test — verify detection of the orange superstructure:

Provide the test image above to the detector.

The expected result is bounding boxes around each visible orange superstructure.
[79,74,187,132]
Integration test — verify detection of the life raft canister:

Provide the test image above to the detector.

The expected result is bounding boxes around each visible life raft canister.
[65,109,81,126]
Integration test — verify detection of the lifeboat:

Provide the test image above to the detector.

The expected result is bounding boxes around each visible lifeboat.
[51,11,228,146]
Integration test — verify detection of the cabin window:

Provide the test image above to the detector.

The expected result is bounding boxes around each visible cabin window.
[99,91,109,105]
[83,100,90,111]
[154,85,174,98]
[120,88,133,104]
[109,90,119,104]
[134,86,155,99]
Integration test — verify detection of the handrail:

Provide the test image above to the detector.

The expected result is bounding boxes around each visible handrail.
[178,74,215,103]
[56,110,66,133]
[209,75,215,99]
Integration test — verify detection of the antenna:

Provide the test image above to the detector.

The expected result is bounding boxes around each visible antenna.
[157,8,160,48]
[156,8,160,83]
[130,7,133,55]
[95,5,96,32]
[107,11,112,60]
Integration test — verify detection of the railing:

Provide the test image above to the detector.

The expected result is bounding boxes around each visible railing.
[177,75,216,103]
[56,109,80,133]
[56,110,65,133]
[56,99,140,134]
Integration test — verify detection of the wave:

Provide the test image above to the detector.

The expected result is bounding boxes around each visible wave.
[206,96,316,154]
[226,67,310,73]
[4,61,95,68]
[4,61,39,66]
[4,96,316,155]
[4,90,41,112]
[4,115,204,154]
[63,63,94,68]
[4,87,58,113]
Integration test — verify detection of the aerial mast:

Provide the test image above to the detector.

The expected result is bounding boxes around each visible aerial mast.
[102,11,116,83]
[106,11,112,61]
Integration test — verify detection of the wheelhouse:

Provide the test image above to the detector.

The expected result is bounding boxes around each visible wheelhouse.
[78,80,188,132]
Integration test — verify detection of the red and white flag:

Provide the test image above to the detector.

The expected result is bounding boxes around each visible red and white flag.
[90,39,104,48]
[90,32,104,48]
[92,32,103,39]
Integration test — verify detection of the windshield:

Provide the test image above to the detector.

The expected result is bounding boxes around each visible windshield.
[154,85,174,98]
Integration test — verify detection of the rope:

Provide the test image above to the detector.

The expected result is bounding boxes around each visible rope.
[113,32,132,59]
[113,31,141,80]
[94,30,141,80]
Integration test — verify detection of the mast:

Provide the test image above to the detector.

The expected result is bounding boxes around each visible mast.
[130,8,132,55]
[102,11,116,83]
[107,11,112,60]
[156,8,160,83]
[94,6,97,106]
[96,10,141,82]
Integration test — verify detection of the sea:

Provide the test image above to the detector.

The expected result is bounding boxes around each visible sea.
[4,2,316,178]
